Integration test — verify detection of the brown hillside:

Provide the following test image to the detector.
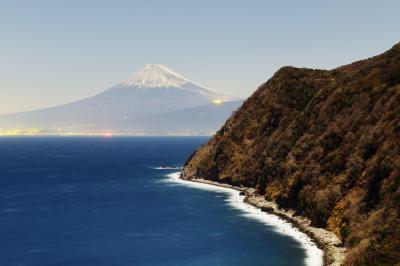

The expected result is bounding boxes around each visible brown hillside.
[182,43,400,265]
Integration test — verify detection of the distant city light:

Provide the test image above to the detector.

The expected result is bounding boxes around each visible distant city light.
[213,99,222,105]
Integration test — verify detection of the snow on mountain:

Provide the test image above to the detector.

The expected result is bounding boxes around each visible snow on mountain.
[121,64,189,88]
[109,64,234,100]
[0,64,240,135]
[95,64,236,114]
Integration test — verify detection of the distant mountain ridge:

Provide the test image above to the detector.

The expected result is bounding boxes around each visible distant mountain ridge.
[182,43,400,265]
[0,64,240,135]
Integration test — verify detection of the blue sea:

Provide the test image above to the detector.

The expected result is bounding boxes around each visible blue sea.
[0,137,307,266]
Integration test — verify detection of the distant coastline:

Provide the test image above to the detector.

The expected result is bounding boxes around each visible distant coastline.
[167,171,345,266]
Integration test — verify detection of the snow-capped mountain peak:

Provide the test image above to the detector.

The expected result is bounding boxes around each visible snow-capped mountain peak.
[0,62,241,135]
[121,64,189,88]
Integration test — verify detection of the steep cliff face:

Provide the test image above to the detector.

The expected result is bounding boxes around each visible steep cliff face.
[182,43,400,265]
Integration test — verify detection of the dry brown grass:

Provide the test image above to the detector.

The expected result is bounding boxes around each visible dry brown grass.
[184,43,400,265]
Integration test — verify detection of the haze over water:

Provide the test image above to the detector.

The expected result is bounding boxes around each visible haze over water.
[0,137,306,266]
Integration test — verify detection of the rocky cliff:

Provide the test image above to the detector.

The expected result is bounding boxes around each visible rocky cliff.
[182,43,400,265]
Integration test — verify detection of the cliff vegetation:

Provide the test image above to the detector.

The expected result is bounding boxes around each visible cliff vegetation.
[183,43,400,265]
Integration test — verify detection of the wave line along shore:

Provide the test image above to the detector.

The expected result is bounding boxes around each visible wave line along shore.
[164,171,346,266]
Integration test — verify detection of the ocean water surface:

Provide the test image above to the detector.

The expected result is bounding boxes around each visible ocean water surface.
[0,137,308,266]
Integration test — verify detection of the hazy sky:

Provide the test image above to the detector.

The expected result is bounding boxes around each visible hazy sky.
[0,0,399,115]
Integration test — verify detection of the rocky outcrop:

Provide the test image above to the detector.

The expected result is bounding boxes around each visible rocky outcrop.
[182,43,400,265]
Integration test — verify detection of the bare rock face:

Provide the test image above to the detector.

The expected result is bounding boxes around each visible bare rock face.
[182,43,400,265]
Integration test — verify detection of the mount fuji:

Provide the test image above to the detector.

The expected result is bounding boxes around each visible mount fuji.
[0,64,242,135]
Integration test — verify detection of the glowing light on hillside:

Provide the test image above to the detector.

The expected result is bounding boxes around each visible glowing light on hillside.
[213,99,222,105]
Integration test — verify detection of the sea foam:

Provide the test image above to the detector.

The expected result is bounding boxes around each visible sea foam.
[165,171,323,266]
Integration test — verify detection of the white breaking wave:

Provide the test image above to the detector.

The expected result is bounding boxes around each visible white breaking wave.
[153,166,183,170]
[165,172,323,266]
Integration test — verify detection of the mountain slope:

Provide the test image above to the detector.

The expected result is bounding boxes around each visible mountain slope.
[0,64,238,135]
[138,100,243,135]
[182,43,400,265]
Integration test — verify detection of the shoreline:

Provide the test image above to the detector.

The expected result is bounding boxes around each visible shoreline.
[168,171,345,266]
